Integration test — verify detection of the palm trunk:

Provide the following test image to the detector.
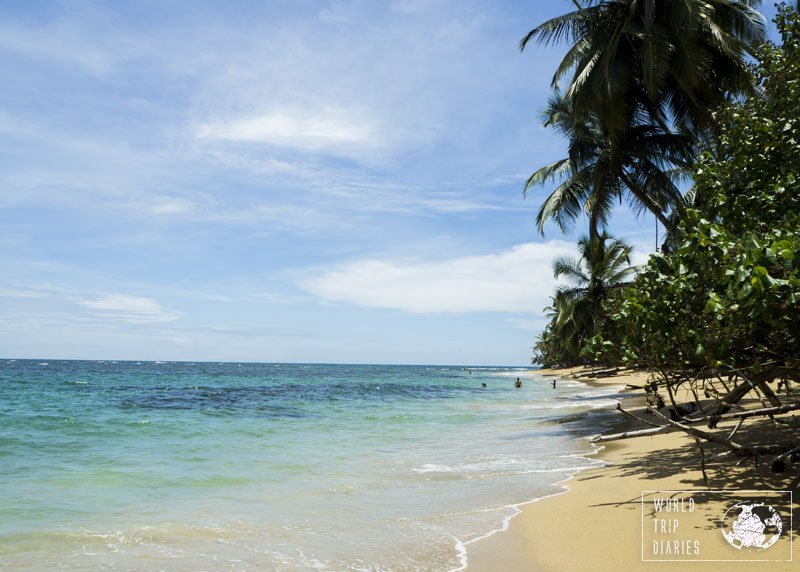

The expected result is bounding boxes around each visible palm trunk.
[619,172,676,234]
[588,215,599,242]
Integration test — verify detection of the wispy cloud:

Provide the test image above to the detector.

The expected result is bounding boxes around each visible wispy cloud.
[147,197,196,216]
[79,294,182,324]
[0,1,600,363]
[305,241,576,313]
[197,106,381,155]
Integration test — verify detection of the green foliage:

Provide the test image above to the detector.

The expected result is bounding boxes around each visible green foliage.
[532,233,635,366]
[521,0,767,248]
[526,91,690,239]
[530,3,800,375]
[522,0,766,137]
[596,4,800,373]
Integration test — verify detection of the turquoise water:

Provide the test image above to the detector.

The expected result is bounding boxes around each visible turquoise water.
[0,361,623,570]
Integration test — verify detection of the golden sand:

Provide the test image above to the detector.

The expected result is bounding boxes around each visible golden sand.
[466,367,798,571]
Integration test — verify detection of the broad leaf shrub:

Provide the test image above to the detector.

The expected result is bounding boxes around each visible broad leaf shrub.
[593,4,800,373]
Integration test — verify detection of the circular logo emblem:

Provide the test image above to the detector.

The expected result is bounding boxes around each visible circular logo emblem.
[721,502,783,550]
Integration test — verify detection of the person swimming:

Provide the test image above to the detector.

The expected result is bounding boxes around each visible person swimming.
[514,377,522,389]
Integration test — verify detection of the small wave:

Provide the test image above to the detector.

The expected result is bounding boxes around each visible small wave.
[480,369,538,377]
[573,387,627,398]
[449,486,574,572]
[449,453,609,572]
[516,398,620,411]
[414,458,529,474]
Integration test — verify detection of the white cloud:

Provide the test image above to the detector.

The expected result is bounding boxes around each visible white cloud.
[148,198,196,216]
[196,106,380,154]
[79,294,182,324]
[305,241,576,313]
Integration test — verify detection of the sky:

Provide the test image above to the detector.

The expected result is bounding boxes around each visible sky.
[0,0,782,365]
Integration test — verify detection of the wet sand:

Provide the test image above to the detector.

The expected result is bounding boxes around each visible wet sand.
[467,367,798,571]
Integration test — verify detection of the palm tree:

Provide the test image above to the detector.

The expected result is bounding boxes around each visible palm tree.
[554,232,636,311]
[526,91,692,239]
[536,233,637,364]
[522,0,767,138]
[553,233,635,355]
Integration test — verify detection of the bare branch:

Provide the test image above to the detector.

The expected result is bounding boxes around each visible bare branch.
[616,402,663,428]
[592,425,672,442]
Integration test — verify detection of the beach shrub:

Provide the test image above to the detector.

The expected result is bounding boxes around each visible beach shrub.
[600,3,800,373]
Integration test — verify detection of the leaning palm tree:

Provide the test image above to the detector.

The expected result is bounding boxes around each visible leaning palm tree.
[554,233,636,335]
[537,233,636,364]
[522,0,767,138]
[554,233,636,304]
[533,295,587,366]
[526,91,692,238]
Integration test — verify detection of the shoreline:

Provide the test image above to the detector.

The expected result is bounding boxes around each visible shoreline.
[465,367,798,571]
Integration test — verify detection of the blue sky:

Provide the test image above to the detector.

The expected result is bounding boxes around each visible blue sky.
[0,0,781,365]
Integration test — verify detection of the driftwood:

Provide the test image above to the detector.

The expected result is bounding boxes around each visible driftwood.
[771,444,800,473]
[614,402,662,428]
[708,367,788,419]
[647,407,746,454]
[592,364,800,478]
[592,425,672,443]
[593,402,800,443]
[689,402,800,425]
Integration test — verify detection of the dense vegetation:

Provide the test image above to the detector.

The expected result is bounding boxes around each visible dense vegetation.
[527,1,800,474]
[529,1,799,379]
[595,3,800,378]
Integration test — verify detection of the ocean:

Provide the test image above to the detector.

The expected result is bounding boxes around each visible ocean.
[0,360,624,570]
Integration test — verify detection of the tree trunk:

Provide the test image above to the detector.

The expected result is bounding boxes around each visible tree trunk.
[619,172,676,233]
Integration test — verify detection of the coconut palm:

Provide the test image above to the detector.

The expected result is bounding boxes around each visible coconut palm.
[535,233,637,365]
[554,232,636,309]
[522,0,767,138]
[526,91,692,238]
[533,295,584,366]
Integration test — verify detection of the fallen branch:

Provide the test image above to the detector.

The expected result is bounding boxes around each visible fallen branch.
[616,403,662,428]
[728,417,745,441]
[693,401,800,427]
[592,425,672,443]
[592,401,800,443]
[648,407,745,454]
[771,444,800,473]
[650,407,788,457]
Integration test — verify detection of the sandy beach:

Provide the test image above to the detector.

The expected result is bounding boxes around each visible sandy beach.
[467,367,798,571]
